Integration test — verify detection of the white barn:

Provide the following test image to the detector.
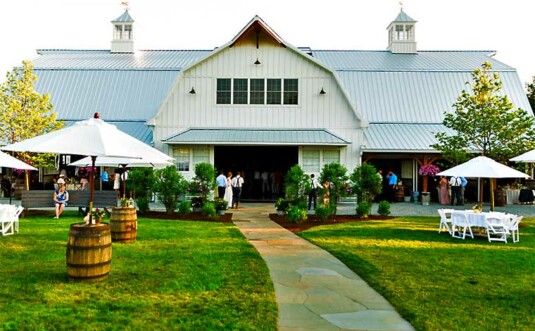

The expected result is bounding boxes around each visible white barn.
[28,10,531,199]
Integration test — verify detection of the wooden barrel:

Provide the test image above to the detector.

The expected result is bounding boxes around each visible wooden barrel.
[494,189,505,206]
[395,187,405,202]
[110,207,137,243]
[66,223,112,282]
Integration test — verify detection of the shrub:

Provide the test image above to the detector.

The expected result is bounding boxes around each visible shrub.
[286,205,308,223]
[284,165,309,205]
[202,201,217,219]
[214,198,228,211]
[274,198,290,212]
[356,201,371,219]
[178,200,192,215]
[319,162,349,218]
[154,166,188,214]
[377,200,391,216]
[193,163,217,202]
[315,204,334,222]
[136,196,150,213]
[128,168,156,212]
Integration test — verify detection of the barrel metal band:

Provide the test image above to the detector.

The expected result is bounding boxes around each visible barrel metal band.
[66,243,112,250]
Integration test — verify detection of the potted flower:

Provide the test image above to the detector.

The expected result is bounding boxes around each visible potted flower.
[418,163,440,205]
[274,198,289,216]
[214,198,228,215]
[91,208,107,224]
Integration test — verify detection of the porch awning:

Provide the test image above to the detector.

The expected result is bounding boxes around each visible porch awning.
[163,128,350,146]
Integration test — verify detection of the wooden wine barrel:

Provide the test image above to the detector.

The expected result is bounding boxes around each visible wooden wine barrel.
[110,207,137,243]
[494,189,505,207]
[66,223,112,282]
[395,187,405,202]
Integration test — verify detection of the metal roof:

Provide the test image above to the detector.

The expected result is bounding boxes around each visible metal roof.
[112,10,134,23]
[392,11,416,23]
[163,128,350,145]
[34,69,179,121]
[363,123,454,152]
[334,70,531,123]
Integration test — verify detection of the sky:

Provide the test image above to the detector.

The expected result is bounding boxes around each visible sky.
[0,0,533,85]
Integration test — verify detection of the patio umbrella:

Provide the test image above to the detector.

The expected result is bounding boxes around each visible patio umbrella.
[510,149,535,162]
[0,151,37,203]
[437,156,529,210]
[1,114,171,223]
[69,156,173,199]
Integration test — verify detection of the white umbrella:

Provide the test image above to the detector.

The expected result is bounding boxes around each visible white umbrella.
[510,149,535,163]
[69,156,173,198]
[1,115,172,222]
[437,156,529,210]
[0,151,37,170]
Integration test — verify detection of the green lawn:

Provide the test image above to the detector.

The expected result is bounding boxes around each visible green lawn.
[0,211,277,331]
[299,216,535,331]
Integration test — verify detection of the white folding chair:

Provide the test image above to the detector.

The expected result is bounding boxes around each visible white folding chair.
[437,209,454,234]
[0,205,22,236]
[505,215,523,243]
[13,206,23,233]
[485,217,508,243]
[451,212,474,239]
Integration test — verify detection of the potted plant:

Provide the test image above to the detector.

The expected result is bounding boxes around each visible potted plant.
[214,198,228,215]
[418,163,440,205]
[274,198,289,216]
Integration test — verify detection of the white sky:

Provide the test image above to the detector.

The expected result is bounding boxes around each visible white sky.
[0,0,533,85]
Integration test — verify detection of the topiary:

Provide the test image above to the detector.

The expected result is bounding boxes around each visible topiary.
[356,201,371,219]
[377,200,391,216]
[286,205,308,223]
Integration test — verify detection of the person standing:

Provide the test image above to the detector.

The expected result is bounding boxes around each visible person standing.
[460,177,467,205]
[439,176,450,205]
[216,171,227,198]
[449,176,462,206]
[101,168,110,190]
[223,172,233,208]
[232,172,245,209]
[386,171,398,202]
[53,183,69,219]
[308,174,322,210]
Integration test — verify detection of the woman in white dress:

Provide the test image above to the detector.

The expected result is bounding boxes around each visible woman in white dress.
[223,171,233,208]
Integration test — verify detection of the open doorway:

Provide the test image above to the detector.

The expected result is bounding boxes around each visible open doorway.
[214,146,298,201]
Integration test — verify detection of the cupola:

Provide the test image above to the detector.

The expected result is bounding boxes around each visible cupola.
[111,10,134,53]
[387,10,417,54]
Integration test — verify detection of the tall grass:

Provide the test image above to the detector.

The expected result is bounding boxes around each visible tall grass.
[300,216,535,331]
[0,211,277,330]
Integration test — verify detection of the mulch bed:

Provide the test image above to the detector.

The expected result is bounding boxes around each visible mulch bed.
[138,211,234,223]
[269,213,395,233]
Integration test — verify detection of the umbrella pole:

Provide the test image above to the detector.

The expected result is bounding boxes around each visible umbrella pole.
[89,156,96,224]
[490,179,495,212]
[122,164,127,200]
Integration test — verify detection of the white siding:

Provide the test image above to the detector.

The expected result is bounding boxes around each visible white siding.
[154,37,364,170]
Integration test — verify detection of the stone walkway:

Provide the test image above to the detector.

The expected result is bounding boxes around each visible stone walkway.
[232,203,414,331]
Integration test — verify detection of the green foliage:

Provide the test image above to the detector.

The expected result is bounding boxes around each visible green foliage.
[136,196,150,213]
[128,168,155,203]
[178,199,192,215]
[284,165,310,204]
[274,198,290,211]
[314,204,334,222]
[193,162,217,202]
[350,163,381,205]
[286,205,308,223]
[154,165,188,214]
[0,61,63,187]
[201,201,217,219]
[214,198,228,211]
[526,76,535,112]
[356,201,371,219]
[319,162,349,217]
[434,61,535,164]
[377,200,391,216]
[300,216,535,331]
[0,213,278,330]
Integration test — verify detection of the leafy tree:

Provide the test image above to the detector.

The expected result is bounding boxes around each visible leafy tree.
[319,162,349,218]
[128,168,156,213]
[527,76,535,112]
[349,163,381,214]
[154,165,188,214]
[283,164,309,206]
[193,162,216,203]
[433,61,535,164]
[0,61,63,189]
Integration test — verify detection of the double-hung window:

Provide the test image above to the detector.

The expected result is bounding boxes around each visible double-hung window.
[216,78,298,105]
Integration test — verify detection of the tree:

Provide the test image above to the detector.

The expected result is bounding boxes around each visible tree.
[527,76,535,112]
[319,162,349,218]
[128,168,156,213]
[349,163,381,213]
[433,61,535,164]
[154,165,188,214]
[193,162,216,203]
[0,61,63,189]
[283,164,309,206]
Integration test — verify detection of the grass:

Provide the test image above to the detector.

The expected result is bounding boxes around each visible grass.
[0,211,277,331]
[299,216,535,331]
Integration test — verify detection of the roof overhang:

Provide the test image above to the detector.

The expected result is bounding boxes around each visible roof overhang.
[363,123,450,153]
[163,128,350,146]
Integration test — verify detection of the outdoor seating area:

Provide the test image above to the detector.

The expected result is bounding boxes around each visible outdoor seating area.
[438,208,522,243]
[0,204,23,235]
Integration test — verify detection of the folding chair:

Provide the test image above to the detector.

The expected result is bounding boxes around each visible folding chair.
[485,217,508,243]
[505,215,523,243]
[0,205,23,236]
[437,209,454,234]
[451,212,474,239]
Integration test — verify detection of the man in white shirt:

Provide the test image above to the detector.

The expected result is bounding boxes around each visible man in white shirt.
[449,176,463,206]
[216,171,227,198]
[308,174,322,210]
[231,172,245,209]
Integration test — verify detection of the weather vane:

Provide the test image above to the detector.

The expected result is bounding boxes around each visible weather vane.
[121,1,129,10]
[399,1,404,11]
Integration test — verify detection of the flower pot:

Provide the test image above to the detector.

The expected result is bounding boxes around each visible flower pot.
[277,210,285,216]
[421,192,431,206]
[217,209,226,216]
